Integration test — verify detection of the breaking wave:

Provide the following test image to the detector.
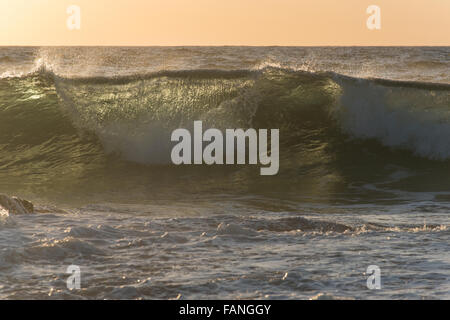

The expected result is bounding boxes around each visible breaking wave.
[0,66,449,200]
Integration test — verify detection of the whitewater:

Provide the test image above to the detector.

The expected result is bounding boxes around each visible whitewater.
[0,46,448,299]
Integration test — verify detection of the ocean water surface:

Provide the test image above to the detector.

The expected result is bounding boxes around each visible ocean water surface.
[0,47,449,299]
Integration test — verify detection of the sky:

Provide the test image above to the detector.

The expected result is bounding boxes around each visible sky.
[0,0,449,46]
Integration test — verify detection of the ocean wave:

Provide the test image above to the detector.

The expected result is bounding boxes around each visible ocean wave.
[0,66,448,199]
[215,216,448,236]
[6,66,449,159]
[24,237,106,260]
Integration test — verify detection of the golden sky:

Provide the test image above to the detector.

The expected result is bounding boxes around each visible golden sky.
[0,0,449,46]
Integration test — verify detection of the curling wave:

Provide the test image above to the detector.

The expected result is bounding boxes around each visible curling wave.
[0,66,449,201]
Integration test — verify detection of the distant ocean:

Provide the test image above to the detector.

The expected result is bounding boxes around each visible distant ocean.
[0,47,448,299]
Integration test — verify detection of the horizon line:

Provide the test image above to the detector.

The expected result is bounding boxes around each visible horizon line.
[1,44,449,47]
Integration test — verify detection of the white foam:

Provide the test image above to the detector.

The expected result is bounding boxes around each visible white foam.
[332,78,450,159]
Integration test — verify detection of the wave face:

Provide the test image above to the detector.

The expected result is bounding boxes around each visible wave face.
[0,47,449,204]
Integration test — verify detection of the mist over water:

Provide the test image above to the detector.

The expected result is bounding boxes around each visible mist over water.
[0,47,449,299]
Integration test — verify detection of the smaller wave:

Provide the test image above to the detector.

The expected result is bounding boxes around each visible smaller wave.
[364,222,448,233]
[24,237,106,260]
[216,222,260,237]
[251,217,353,233]
[0,194,34,215]
[214,216,448,238]
[65,225,123,239]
